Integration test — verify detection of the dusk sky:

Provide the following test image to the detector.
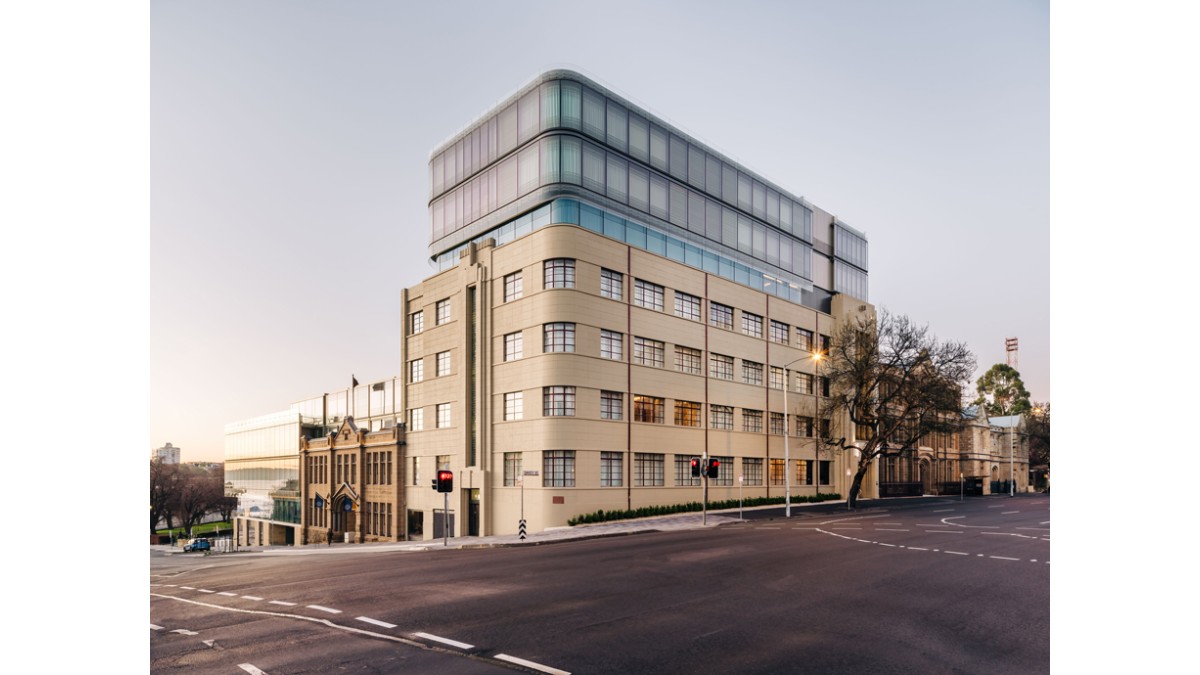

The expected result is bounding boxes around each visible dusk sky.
[151,0,1049,462]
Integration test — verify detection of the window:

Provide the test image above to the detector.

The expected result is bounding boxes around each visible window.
[504,331,523,361]
[436,403,451,428]
[410,310,424,334]
[601,268,623,300]
[436,299,451,325]
[437,455,451,471]
[742,312,763,338]
[601,451,623,487]
[710,353,734,380]
[769,366,785,390]
[675,346,702,375]
[712,455,734,486]
[743,409,763,433]
[600,330,623,360]
[543,386,576,416]
[411,456,420,485]
[633,279,664,311]
[504,272,523,302]
[633,395,664,423]
[544,322,576,353]
[504,452,521,486]
[710,302,733,329]
[820,417,831,437]
[674,400,701,427]
[674,292,701,321]
[633,337,664,367]
[796,372,814,395]
[743,458,764,486]
[543,450,575,487]
[409,359,424,383]
[710,404,733,430]
[797,416,814,437]
[634,453,665,486]
[769,458,786,486]
[820,376,830,397]
[504,392,523,420]
[436,351,451,377]
[796,328,813,352]
[601,391,623,420]
[769,320,789,344]
[820,334,832,355]
[675,455,701,486]
[770,412,785,435]
[819,460,832,486]
[798,460,812,485]
[544,258,575,289]
[742,360,764,386]
[409,408,423,431]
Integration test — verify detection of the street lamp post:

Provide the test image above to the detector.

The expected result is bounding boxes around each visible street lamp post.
[782,351,822,518]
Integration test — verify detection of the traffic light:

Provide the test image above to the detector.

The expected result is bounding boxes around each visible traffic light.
[436,470,454,493]
[706,458,720,479]
[690,457,701,477]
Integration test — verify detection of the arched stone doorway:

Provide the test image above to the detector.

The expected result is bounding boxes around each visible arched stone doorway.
[333,495,357,538]
[919,458,932,495]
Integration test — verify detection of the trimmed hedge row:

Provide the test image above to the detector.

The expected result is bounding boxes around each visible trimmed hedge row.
[567,492,842,526]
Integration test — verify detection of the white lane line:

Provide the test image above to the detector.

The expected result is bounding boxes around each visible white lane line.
[171,628,199,635]
[150,624,163,631]
[197,589,215,594]
[239,664,266,675]
[944,551,968,556]
[757,526,781,530]
[876,528,909,532]
[831,527,862,529]
[242,595,263,601]
[932,509,955,513]
[269,601,297,607]
[357,616,397,629]
[1040,521,1050,525]
[203,639,215,647]
[218,592,238,597]
[925,530,962,534]
[990,556,1020,561]
[495,653,571,675]
[987,504,1004,508]
[908,547,929,551]
[180,586,195,590]
[413,632,474,649]
[878,543,896,547]
[307,605,342,614]
[1001,511,1019,515]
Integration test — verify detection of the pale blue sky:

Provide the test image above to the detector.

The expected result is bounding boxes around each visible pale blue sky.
[151,0,1049,462]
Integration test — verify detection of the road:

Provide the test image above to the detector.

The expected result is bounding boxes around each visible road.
[151,494,1049,673]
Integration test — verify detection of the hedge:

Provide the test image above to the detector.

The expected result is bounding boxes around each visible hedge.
[567,493,842,526]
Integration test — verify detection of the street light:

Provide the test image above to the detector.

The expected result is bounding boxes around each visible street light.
[782,350,822,518]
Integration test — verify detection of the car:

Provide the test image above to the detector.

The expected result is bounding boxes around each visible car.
[183,538,211,552]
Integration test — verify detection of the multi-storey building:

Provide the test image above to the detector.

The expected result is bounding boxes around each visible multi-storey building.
[152,442,181,464]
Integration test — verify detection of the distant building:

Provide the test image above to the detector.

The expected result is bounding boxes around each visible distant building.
[152,442,181,464]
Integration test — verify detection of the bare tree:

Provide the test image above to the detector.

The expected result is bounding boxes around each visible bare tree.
[150,460,183,533]
[822,311,976,509]
[174,466,225,536]
[1027,401,1050,469]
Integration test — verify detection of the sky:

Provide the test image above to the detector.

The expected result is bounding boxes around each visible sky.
[150,0,1049,463]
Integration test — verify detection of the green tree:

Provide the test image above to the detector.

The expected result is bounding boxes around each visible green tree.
[1027,401,1050,468]
[973,363,1031,416]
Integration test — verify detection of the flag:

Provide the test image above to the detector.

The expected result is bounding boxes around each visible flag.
[352,375,359,387]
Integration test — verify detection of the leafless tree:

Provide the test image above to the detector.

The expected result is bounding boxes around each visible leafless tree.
[822,311,976,509]
[174,465,225,536]
[150,460,183,533]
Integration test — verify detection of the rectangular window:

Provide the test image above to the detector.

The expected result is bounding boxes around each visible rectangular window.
[769,366,785,390]
[798,459,812,486]
[710,302,733,330]
[504,331,523,361]
[544,322,576,353]
[633,336,664,367]
[710,404,733,430]
[436,299,451,325]
[769,320,789,344]
[742,312,763,338]
[820,376,830,397]
[820,460,832,486]
[410,310,424,334]
[743,409,764,433]
[503,272,523,302]
[601,451,623,487]
[504,452,521,486]
[743,360,764,386]
[712,455,734,486]
[543,386,576,416]
[796,372,814,395]
[504,392,523,421]
[797,416,814,437]
[743,457,763,486]
[600,330,623,360]
[543,450,575,487]
[633,395,665,423]
[770,412,785,435]
[633,279,664,311]
[634,453,665,487]
[544,258,575,289]
[601,390,623,420]
[409,359,423,383]
[796,328,814,352]
[412,456,420,486]
[769,458,786,486]
[820,334,832,354]
[409,408,423,431]
[674,292,701,321]
[600,268,623,300]
[710,353,733,380]
[436,403,451,428]
[674,346,702,375]
[674,400,701,427]
[436,351,451,377]
[675,455,701,487]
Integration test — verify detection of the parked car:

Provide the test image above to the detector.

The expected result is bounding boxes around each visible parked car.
[183,538,211,552]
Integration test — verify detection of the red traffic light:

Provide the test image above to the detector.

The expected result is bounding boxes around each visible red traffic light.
[690,457,701,477]
[436,470,454,493]
[706,458,720,479]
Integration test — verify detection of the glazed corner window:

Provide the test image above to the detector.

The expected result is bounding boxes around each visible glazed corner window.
[543,450,575,487]
[436,299,451,325]
[543,386,576,416]
[742,312,763,338]
[410,310,424,334]
[544,258,576,289]
[600,268,623,300]
[633,279,664,311]
[674,292,701,321]
[544,322,576,353]
[710,302,733,330]
[504,272,523,302]
[600,330,623,360]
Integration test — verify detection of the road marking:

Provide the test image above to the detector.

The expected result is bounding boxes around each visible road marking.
[878,543,896,547]
[150,624,163,631]
[944,551,968,556]
[1001,511,1019,515]
[180,586,195,590]
[987,504,1005,508]
[414,632,474,649]
[218,592,238,597]
[357,616,397,629]
[757,526,781,530]
[171,628,199,635]
[307,605,342,614]
[990,556,1020,561]
[238,664,266,675]
[924,530,962,534]
[831,526,862,529]
[932,509,955,513]
[269,601,296,607]
[242,595,263,601]
[908,547,928,551]
[495,653,571,675]
[1040,521,1050,525]
[197,589,215,593]
[876,528,909,532]
[203,639,215,647]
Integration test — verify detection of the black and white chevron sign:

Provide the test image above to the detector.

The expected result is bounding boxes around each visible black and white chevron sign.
[518,519,527,540]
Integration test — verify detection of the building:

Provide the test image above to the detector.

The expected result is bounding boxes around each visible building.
[950,407,1031,495]
[152,442,181,464]
[397,70,876,538]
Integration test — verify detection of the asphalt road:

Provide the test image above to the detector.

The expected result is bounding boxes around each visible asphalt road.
[151,494,1049,673]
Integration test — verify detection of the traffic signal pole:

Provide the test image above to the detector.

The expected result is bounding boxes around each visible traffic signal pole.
[443,491,449,547]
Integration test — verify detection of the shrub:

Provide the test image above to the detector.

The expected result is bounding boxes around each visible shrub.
[567,493,842,526]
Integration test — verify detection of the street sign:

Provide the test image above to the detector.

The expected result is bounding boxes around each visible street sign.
[523,470,539,476]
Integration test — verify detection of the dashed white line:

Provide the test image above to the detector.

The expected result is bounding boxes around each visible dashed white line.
[357,617,397,629]
[945,551,968,556]
[307,605,341,614]
[878,543,896,547]
[150,624,163,631]
[876,528,909,532]
[925,530,962,534]
[991,556,1020,561]
[932,509,955,513]
[242,595,263,601]
[171,628,199,635]
[269,601,296,607]
[180,586,195,590]
[1001,511,1019,515]
[238,664,266,675]
[414,632,474,649]
[218,592,238,597]
[908,547,928,551]
[197,589,215,594]
[495,653,571,675]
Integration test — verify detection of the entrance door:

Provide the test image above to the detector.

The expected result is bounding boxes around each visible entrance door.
[433,510,455,539]
[919,459,931,495]
[468,489,480,536]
